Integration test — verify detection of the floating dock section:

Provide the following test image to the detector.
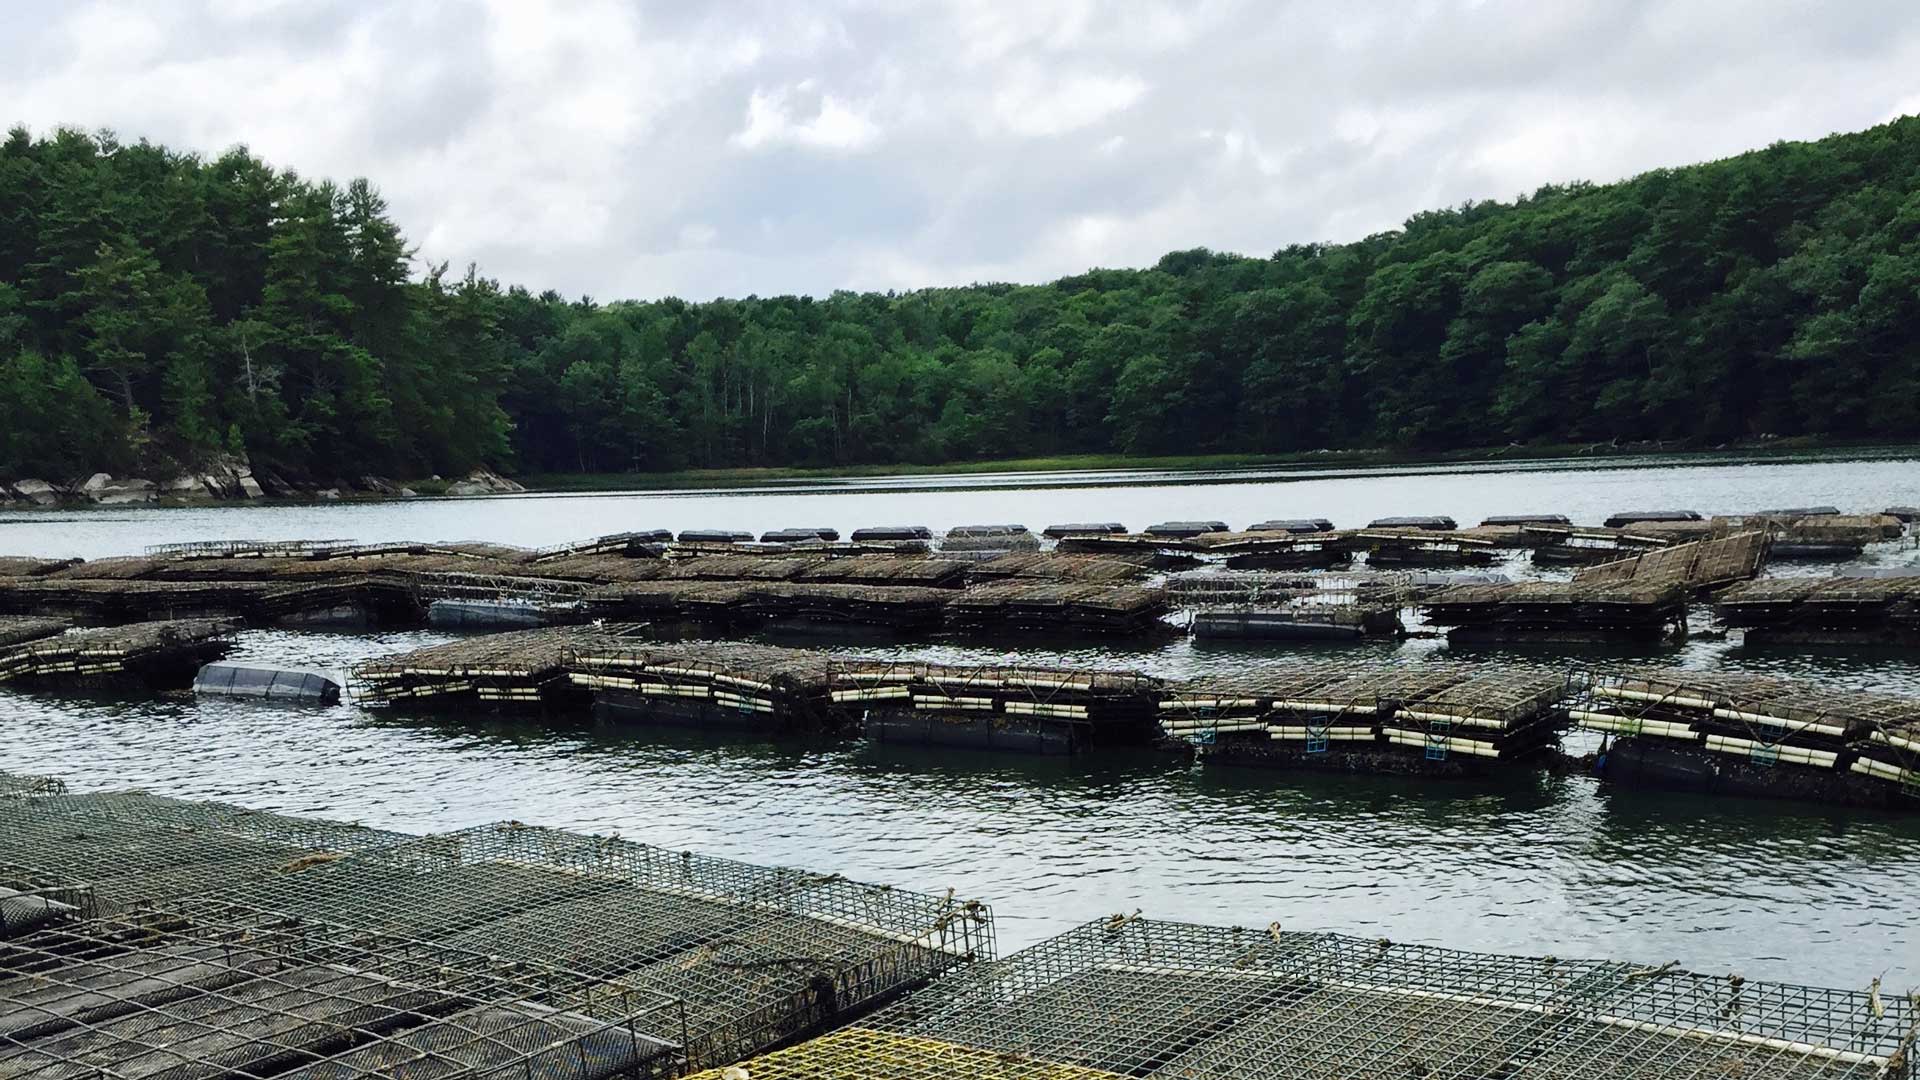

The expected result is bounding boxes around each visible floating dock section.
[1575,668,1920,807]
[690,915,1916,1080]
[0,618,235,689]
[1161,663,1566,771]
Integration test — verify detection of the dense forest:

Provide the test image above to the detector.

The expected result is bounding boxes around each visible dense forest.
[3,117,1920,481]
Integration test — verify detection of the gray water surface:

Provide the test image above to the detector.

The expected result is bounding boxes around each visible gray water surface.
[3,452,1918,988]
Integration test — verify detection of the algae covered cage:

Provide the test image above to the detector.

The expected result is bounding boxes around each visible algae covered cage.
[690,916,1918,1080]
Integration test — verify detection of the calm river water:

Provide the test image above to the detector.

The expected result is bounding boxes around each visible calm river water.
[3,451,1918,989]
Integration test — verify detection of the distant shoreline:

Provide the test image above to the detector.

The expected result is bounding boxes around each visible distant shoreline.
[522,439,1920,494]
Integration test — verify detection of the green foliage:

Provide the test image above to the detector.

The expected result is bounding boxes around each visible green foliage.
[5,117,1920,481]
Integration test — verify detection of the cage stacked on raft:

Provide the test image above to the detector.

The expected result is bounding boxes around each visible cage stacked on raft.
[567,641,839,732]
[833,658,1163,754]
[583,579,757,625]
[1575,668,1920,808]
[0,901,686,1080]
[1185,529,1356,570]
[1716,573,1920,645]
[353,625,648,711]
[1160,664,1566,774]
[194,820,993,1072]
[946,581,1171,635]
[0,618,234,690]
[936,524,1040,560]
[1527,524,1674,567]
[687,915,1917,1080]
[1422,580,1689,643]
[1354,527,1502,568]
[0,791,407,933]
[1167,571,1403,641]
[966,551,1153,583]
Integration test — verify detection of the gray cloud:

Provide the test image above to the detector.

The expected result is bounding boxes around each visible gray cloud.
[6,0,1919,300]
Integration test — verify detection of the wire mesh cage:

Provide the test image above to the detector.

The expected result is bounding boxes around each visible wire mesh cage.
[686,916,1918,1080]
[0,618,237,688]
[0,902,685,1080]
[199,821,996,1071]
[0,769,65,797]
[0,792,410,923]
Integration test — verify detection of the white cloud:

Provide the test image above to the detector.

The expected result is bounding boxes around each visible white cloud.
[3,0,1918,300]
[732,86,881,151]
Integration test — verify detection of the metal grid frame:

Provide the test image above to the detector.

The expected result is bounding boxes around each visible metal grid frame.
[201,821,995,1072]
[688,917,1918,1080]
[0,902,684,1080]
[0,792,411,918]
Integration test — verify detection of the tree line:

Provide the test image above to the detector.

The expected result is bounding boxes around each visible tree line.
[4,117,1919,481]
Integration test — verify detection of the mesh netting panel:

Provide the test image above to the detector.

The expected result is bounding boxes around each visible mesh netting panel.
[0,793,408,916]
[0,905,680,1080]
[698,918,1916,1080]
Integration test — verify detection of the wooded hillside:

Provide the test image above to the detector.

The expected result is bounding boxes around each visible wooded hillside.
[4,117,1918,480]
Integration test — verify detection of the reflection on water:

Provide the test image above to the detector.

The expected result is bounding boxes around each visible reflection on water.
[1,453,1918,988]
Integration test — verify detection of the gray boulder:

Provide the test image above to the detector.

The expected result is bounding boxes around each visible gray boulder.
[11,479,63,506]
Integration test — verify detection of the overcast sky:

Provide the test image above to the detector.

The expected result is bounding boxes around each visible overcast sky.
[8,0,1920,301]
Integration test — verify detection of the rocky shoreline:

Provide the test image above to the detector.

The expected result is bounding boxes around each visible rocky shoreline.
[0,456,525,508]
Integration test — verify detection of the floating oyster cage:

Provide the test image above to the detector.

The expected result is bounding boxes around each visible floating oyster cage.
[567,641,840,729]
[145,538,359,560]
[968,552,1152,583]
[0,791,409,925]
[530,530,673,561]
[1716,575,1920,642]
[0,614,69,650]
[353,624,648,709]
[0,768,64,797]
[744,582,954,629]
[690,915,1919,1080]
[0,617,236,688]
[794,554,970,588]
[945,581,1171,634]
[199,820,995,1072]
[1574,531,1770,594]
[0,901,686,1080]
[1160,663,1567,761]
[831,656,1162,747]
[850,525,934,541]
[1576,667,1920,794]
[1421,580,1689,637]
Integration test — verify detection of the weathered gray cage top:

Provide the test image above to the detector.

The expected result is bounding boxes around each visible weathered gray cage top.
[695,916,1918,1080]
[196,821,995,1070]
[0,902,684,1080]
[0,791,409,921]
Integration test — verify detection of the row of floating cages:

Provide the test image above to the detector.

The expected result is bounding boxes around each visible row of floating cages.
[0,618,236,689]
[833,657,1164,755]
[1715,571,1920,645]
[965,551,1155,583]
[1158,663,1568,770]
[1573,668,1920,806]
[566,641,841,733]
[693,914,1917,1080]
[1352,527,1504,567]
[351,625,651,710]
[0,795,994,1076]
[0,574,423,626]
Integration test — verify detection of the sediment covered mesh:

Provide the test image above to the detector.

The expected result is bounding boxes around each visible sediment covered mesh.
[0,792,408,917]
[0,904,681,1080]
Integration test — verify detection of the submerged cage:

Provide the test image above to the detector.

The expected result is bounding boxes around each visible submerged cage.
[0,902,685,1079]
[200,821,995,1071]
[690,916,1918,1080]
